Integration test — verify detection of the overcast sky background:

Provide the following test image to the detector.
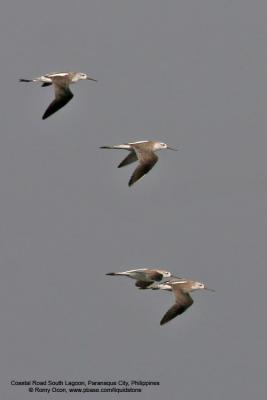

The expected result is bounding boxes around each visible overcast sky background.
[1,1,267,399]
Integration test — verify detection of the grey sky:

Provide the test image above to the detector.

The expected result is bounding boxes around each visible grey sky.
[1,0,267,399]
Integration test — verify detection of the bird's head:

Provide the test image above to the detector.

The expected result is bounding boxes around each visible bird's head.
[153,142,178,151]
[76,72,97,82]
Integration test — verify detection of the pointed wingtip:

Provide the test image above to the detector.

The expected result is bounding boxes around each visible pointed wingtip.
[128,176,136,187]
[42,108,53,120]
[106,272,116,276]
[160,314,172,325]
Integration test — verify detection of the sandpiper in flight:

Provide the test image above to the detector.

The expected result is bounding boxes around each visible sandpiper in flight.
[106,268,174,289]
[100,140,178,186]
[20,71,97,119]
[150,278,215,325]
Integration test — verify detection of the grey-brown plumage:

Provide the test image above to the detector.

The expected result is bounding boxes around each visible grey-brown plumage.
[160,290,194,325]
[150,279,215,325]
[100,140,178,186]
[19,71,97,119]
[106,268,174,289]
[128,151,158,186]
[117,151,138,168]
[42,77,74,119]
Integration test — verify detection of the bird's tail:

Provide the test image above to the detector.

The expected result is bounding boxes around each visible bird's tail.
[19,79,33,82]
[106,272,128,276]
[100,145,131,150]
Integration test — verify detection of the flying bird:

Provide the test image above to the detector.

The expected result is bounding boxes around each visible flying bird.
[20,71,97,119]
[100,140,178,186]
[150,278,215,325]
[106,268,174,289]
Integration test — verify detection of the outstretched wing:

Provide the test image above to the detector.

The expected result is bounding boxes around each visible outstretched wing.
[146,270,164,282]
[118,151,138,168]
[135,280,153,289]
[160,292,193,325]
[128,152,158,186]
[42,78,73,119]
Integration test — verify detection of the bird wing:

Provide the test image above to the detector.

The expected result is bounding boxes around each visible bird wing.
[135,280,153,289]
[146,270,164,282]
[128,151,158,186]
[42,78,73,119]
[160,291,193,325]
[118,151,138,168]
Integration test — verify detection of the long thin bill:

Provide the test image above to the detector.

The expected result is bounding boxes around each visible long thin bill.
[87,76,98,82]
[167,146,179,151]
[204,287,215,292]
